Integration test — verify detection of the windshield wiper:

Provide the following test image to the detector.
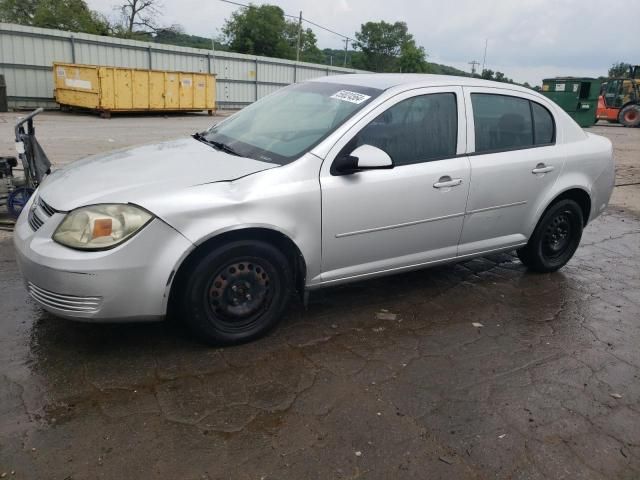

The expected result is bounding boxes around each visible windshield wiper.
[192,132,241,156]
[209,140,241,156]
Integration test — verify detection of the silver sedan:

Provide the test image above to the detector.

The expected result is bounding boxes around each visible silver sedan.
[14,74,615,344]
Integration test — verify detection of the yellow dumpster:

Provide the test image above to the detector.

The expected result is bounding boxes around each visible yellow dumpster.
[53,62,216,117]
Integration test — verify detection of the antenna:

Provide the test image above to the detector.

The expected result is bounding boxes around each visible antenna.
[481,39,488,73]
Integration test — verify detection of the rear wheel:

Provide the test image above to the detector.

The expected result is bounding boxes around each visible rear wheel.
[618,104,640,127]
[517,199,584,273]
[181,240,293,345]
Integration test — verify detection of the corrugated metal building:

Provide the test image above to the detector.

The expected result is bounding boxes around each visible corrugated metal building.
[0,22,368,110]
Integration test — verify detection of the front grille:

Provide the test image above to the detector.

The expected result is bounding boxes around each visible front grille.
[27,282,102,313]
[39,198,58,217]
[28,210,44,231]
[28,196,60,232]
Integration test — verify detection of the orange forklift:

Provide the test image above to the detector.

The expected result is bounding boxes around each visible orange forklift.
[597,65,640,127]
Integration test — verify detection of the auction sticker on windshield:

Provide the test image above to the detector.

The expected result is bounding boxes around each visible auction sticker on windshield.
[330,90,371,104]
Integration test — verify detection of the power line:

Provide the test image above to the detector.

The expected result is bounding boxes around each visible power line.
[219,0,354,41]
[301,17,354,41]
[220,0,297,17]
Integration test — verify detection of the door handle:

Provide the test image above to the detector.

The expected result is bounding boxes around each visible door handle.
[433,176,463,189]
[532,163,554,174]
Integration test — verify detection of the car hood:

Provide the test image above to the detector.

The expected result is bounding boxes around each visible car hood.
[38,138,277,211]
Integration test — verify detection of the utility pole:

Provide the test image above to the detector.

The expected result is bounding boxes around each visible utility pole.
[295,11,302,62]
[211,35,216,74]
[469,60,480,75]
[343,37,348,67]
[481,38,488,73]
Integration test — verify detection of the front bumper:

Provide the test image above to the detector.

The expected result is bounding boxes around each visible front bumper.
[13,195,194,322]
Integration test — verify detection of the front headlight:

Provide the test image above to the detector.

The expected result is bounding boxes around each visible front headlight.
[53,204,153,250]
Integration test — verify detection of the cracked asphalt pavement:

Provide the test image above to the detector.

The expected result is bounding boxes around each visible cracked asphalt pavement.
[0,114,639,479]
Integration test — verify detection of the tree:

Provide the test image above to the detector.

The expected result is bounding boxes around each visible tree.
[481,69,494,80]
[0,0,37,24]
[0,0,110,34]
[222,5,291,58]
[608,62,632,78]
[428,63,471,77]
[481,69,514,83]
[352,21,419,72]
[222,4,323,62]
[283,22,323,63]
[153,27,227,50]
[119,0,162,34]
[398,39,429,73]
[321,48,363,68]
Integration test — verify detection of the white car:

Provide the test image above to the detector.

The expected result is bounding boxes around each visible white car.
[14,74,615,344]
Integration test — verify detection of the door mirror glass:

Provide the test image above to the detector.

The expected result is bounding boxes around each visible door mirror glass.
[352,144,394,170]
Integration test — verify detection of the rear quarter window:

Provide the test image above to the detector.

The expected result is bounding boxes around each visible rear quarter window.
[531,101,555,145]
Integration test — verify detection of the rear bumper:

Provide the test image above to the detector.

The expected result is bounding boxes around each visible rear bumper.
[589,155,616,223]
[13,195,194,322]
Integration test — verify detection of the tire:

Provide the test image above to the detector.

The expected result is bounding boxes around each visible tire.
[517,199,584,273]
[181,240,293,345]
[618,104,640,127]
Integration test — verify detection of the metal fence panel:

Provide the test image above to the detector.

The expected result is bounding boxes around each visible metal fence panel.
[217,80,255,107]
[0,22,368,110]
[297,66,330,82]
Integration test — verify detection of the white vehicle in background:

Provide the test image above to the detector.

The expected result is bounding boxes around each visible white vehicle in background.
[14,74,615,345]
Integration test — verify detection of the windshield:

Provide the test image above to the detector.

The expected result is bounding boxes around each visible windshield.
[203,81,382,165]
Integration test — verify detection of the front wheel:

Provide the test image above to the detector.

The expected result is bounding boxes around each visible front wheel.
[517,199,584,273]
[181,241,293,345]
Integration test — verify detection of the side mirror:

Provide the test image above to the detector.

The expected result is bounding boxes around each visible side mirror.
[332,144,394,175]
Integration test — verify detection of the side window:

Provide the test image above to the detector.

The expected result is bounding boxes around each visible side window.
[353,93,457,166]
[472,94,533,153]
[531,102,554,145]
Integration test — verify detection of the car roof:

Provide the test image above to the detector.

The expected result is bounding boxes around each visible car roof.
[310,73,533,94]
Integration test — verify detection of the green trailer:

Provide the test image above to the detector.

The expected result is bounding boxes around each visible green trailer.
[541,77,601,127]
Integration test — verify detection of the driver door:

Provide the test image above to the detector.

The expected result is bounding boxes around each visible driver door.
[319,87,470,284]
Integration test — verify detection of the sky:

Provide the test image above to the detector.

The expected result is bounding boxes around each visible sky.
[85,0,639,86]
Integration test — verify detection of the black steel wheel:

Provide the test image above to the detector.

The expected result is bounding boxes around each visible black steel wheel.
[207,260,273,332]
[181,240,293,345]
[517,199,584,273]
[541,211,572,260]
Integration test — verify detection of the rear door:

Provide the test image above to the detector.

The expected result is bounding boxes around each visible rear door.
[458,87,564,255]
